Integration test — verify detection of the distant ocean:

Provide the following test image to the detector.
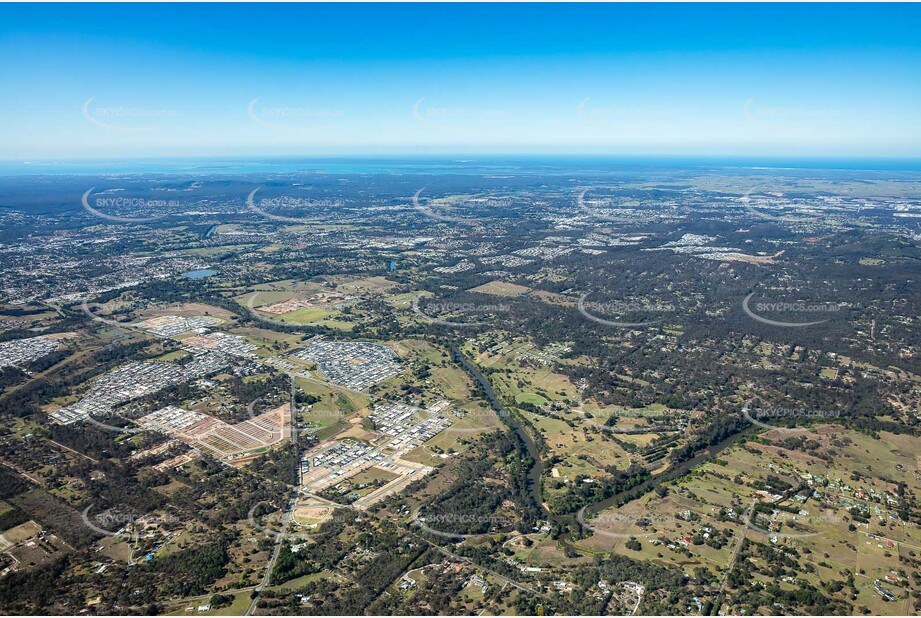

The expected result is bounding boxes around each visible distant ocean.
[2,156,921,176]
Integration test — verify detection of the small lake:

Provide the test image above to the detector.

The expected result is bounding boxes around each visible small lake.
[181,269,217,279]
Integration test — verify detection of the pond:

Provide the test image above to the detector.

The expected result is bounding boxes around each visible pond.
[181,269,217,279]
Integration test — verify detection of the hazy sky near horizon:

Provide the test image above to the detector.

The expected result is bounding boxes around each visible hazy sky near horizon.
[1,3,920,160]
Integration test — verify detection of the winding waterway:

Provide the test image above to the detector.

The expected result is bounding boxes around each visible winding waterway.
[581,428,753,518]
[451,347,546,516]
[451,346,754,529]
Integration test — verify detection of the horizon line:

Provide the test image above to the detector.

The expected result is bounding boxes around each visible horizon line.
[7,153,921,164]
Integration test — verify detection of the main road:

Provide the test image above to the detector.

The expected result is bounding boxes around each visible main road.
[245,493,298,616]
[710,499,755,615]
[246,373,300,617]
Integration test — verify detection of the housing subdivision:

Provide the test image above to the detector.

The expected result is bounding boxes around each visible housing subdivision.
[137,404,289,459]
[182,331,258,358]
[134,315,257,359]
[370,401,453,452]
[258,291,348,315]
[134,314,224,337]
[299,400,456,509]
[49,352,229,425]
[299,438,431,510]
[0,334,60,369]
[291,338,402,390]
[305,440,382,479]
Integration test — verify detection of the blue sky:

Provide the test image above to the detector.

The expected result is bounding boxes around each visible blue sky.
[1,3,920,160]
